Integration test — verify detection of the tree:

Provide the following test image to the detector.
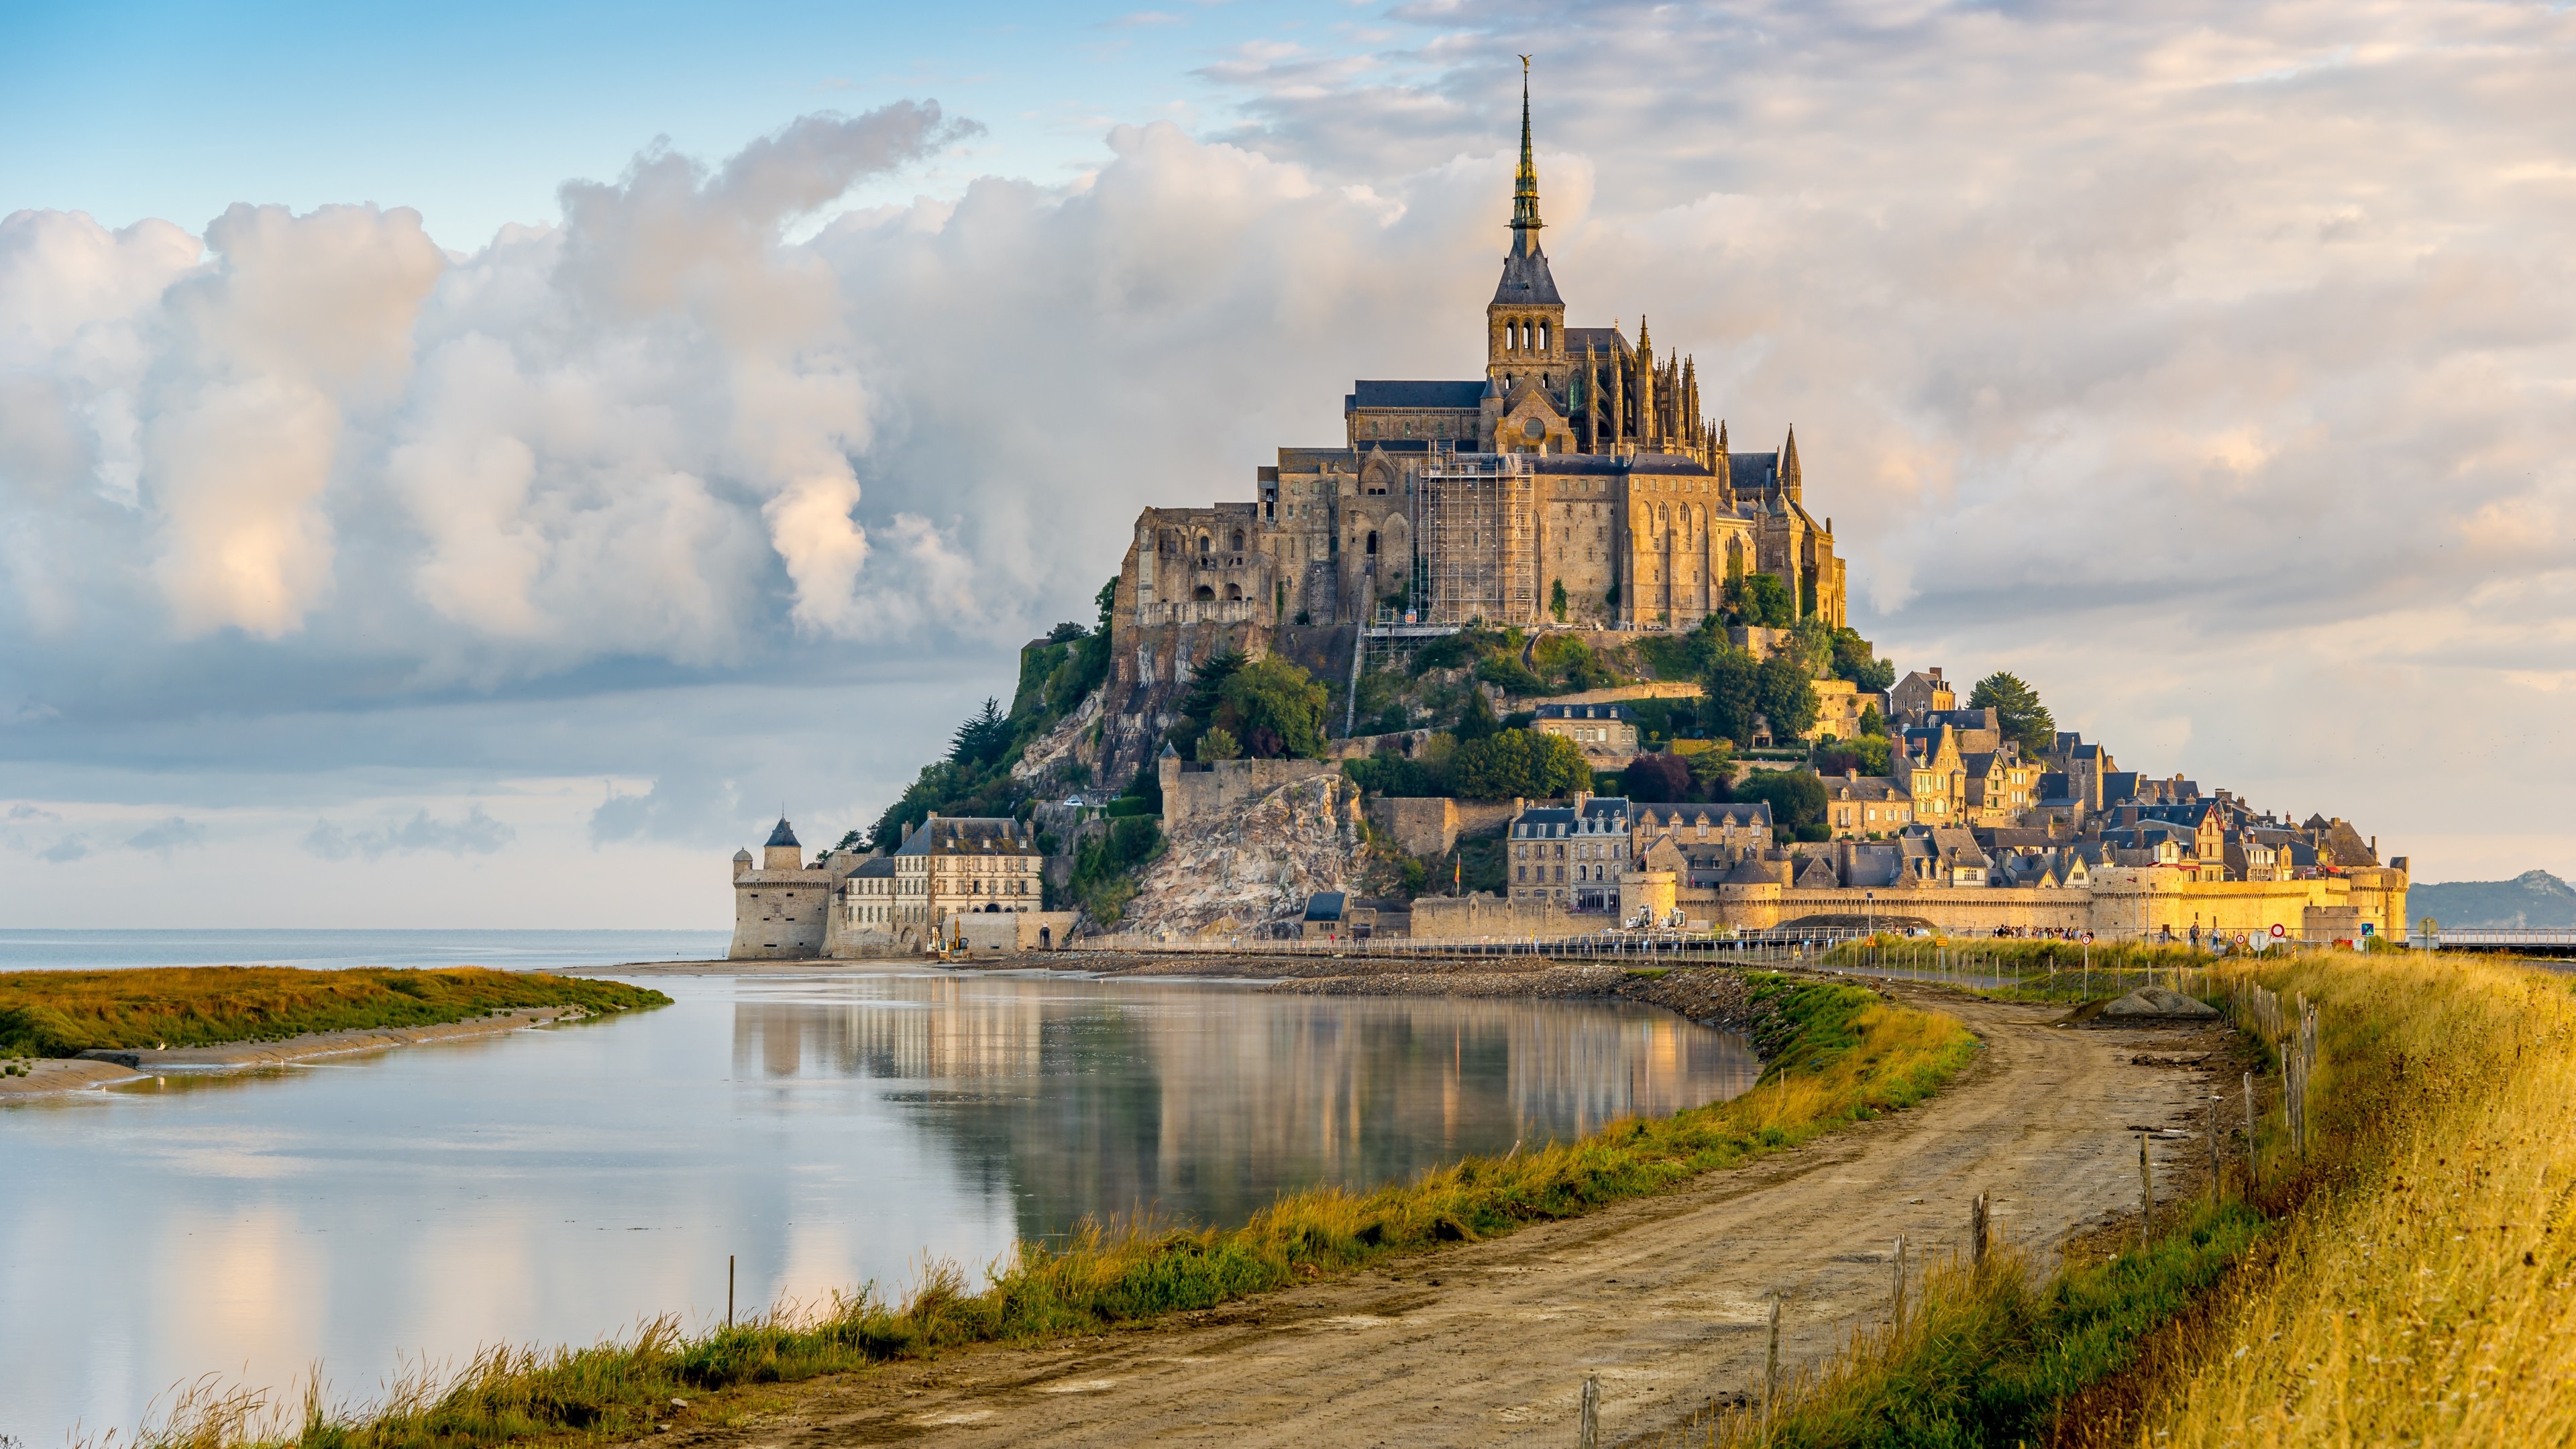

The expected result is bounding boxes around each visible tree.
[1685,743,1737,802]
[1699,645,1762,744]
[1625,752,1691,803]
[1094,576,1119,633]
[1857,704,1888,738]
[1735,768,1829,840]
[1734,572,1796,628]
[948,698,1010,768]
[1217,655,1330,759]
[1550,578,1569,622]
[1197,727,1242,761]
[1969,672,2057,757]
[1813,735,1892,778]
[1045,621,1086,643]
[1829,627,1896,693]
[1454,685,1501,743]
[1450,729,1591,800]
[1756,655,1821,741]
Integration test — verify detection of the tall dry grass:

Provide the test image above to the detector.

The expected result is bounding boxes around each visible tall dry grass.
[116,975,1977,1449]
[2080,952,2576,1446]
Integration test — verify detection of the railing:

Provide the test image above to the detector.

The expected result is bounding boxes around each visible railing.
[2420,927,2576,957]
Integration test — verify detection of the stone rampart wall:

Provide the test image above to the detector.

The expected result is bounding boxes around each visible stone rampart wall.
[1161,755,1339,832]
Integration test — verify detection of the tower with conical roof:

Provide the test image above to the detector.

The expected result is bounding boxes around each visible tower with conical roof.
[1485,57,1566,426]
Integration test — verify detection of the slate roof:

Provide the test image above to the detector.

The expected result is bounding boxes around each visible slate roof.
[1493,244,1564,305]
[765,817,800,849]
[1563,325,1631,360]
[894,816,1033,857]
[849,857,896,879]
[1347,380,1487,411]
[1728,450,1780,494]
[1303,892,1348,922]
[1534,702,1638,722]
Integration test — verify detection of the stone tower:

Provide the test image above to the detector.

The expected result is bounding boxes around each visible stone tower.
[762,816,802,871]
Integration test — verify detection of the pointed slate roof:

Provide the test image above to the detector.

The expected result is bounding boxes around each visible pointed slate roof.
[765,816,800,849]
[1492,65,1562,307]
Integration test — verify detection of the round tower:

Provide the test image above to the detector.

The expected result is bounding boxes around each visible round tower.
[763,816,802,872]
[732,847,753,879]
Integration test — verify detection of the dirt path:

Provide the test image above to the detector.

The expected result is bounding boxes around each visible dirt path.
[666,987,2229,1448]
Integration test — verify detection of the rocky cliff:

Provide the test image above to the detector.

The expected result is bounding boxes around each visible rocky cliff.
[1120,771,1379,938]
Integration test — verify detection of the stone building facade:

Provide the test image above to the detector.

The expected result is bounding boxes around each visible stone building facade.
[1107,72,1849,704]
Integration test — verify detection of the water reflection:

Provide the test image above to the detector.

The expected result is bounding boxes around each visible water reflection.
[0,971,1751,1443]
[727,973,1756,1238]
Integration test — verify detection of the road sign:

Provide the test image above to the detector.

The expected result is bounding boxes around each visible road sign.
[2361,922,2376,937]
[2269,923,2285,938]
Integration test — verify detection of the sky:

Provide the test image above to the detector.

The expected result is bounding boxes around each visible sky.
[3,0,2573,928]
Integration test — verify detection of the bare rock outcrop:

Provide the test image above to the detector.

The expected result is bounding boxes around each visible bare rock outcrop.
[1121,773,1372,938]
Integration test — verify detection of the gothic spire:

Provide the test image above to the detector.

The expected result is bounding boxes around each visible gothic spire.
[1488,57,1561,307]
[1782,425,1803,500]
[1511,55,1543,248]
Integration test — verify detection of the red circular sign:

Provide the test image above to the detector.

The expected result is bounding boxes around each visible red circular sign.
[2269,923,2285,938]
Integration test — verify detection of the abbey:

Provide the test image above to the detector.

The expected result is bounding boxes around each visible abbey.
[1116,73,1846,648]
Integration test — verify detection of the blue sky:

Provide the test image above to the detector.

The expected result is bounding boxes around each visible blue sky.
[3,0,2573,926]
[3,0,1332,247]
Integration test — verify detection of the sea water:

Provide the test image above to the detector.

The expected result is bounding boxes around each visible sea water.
[0,963,1755,1442]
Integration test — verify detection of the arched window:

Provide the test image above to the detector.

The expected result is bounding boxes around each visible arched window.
[1231,529,1245,551]
[1193,584,1216,601]
[1366,530,1379,555]
[1538,321,1550,353]
[1225,582,1243,600]
[1198,533,1212,555]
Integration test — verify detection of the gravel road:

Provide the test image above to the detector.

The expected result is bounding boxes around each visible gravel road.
[657,985,2228,1448]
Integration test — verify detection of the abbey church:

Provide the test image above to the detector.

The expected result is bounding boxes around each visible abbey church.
[1115,72,1847,659]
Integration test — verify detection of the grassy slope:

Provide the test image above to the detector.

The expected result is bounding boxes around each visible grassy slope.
[2096,953,2576,1447]
[1729,946,2576,1449]
[213,976,1976,1449]
[0,967,670,1057]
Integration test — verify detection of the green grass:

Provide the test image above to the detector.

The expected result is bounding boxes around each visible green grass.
[0,967,669,1057]
[1706,1198,2265,1448]
[161,976,1978,1449]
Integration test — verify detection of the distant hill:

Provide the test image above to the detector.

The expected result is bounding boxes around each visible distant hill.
[2411,871,2576,929]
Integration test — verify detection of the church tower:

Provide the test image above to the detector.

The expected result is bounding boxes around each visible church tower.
[1485,59,1566,424]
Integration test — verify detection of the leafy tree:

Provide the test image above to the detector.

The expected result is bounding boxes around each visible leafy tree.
[949,698,1011,768]
[834,828,865,851]
[1699,645,1762,745]
[1969,672,2057,756]
[1857,704,1888,738]
[1454,686,1501,743]
[1197,727,1242,762]
[1045,621,1086,643]
[1829,627,1896,692]
[1814,735,1892,778]
[1095,576,1119,633]
[1731,572,1797,629]
[1735,768,1829,839]
[1218,655,1330,759]
[1756,655,1821,741]
[1449,729,1591,800]
[1550,578,1569,622]
[1625,753,1691,803]
[1685,743,1737,802]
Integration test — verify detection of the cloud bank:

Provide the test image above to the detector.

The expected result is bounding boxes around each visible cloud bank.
[3,0,2574,922]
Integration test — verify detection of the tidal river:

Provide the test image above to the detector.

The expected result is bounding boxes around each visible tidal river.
[0,969,1756,1442]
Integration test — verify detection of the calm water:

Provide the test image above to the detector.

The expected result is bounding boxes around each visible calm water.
[0,968,1755,1442]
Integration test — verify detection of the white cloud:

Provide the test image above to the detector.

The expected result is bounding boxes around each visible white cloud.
[4,1,2576,916]
[125,816,206,856]
[304,804,516,861]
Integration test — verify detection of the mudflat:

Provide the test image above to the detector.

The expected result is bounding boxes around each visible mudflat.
[0,1005,594,1100]
[638,987,2223,1449]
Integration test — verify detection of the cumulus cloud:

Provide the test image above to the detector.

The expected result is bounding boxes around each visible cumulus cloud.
[125,817,205,855]
[3,1,2575,888]
[303,804,517,861]
[39,835,89,863]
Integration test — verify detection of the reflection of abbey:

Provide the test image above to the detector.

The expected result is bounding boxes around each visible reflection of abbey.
[1118,75,1845,645]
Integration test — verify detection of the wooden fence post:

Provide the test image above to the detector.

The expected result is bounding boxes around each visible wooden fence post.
[1576,1374,1599,1449]
[1891,1234,1907,1327]
[1970,1192,1990,1270]
[2243,1071,2256,1181]
[1764,1294,1783,1434]
[2138,1134,2153,1249]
